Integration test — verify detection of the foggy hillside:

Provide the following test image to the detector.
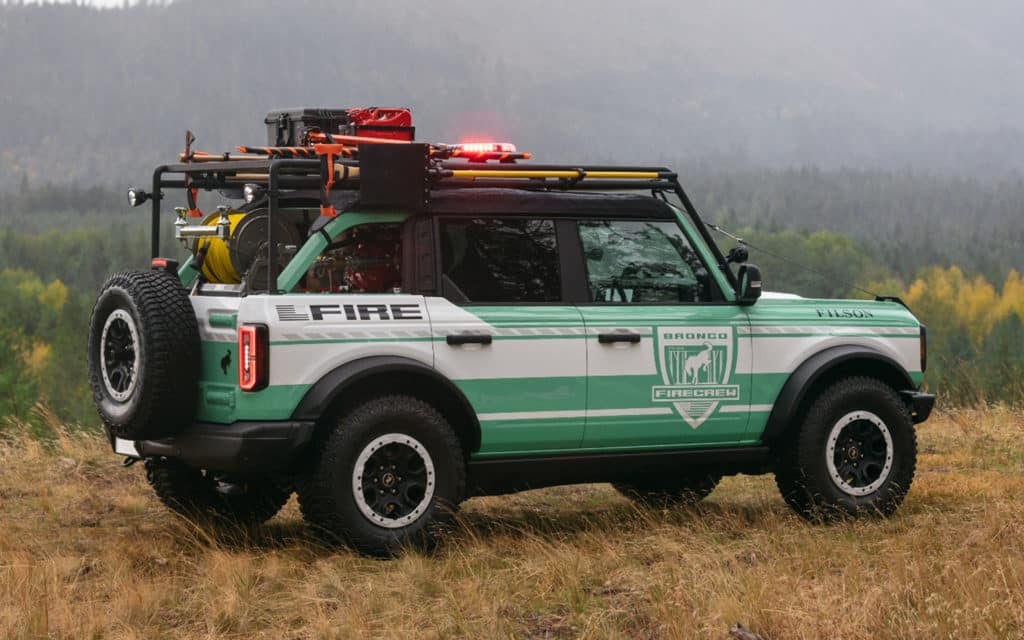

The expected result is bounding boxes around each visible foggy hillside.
[1,0,1024,188]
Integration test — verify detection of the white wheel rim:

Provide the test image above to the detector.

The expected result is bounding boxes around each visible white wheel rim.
[99,309,141,402]
[352,433,436,529]
[825,410,895,496]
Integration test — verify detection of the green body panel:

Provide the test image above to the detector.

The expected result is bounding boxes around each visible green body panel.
[448,306,588,454]
[194,340,311,423]
[577,305,752,448]
[177,260,200,288]
[208,312,237,328]
[461,377,586,452]
[472,418,588,454]
[454,376,586,414]
[460,296,923,456]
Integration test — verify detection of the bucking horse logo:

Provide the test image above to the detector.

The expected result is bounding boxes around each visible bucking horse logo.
[653,327,740,429]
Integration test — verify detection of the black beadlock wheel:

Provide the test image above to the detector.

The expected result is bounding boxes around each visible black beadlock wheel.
[613,472,721,508]
[145,458,292,525]
[297,395,466,557]
[774,376,917,520]
[87,270,200,440]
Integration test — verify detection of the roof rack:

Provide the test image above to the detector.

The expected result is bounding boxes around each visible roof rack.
[132,112,734,293]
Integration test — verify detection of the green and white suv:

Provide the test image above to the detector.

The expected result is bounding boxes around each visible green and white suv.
[87,109,934,556]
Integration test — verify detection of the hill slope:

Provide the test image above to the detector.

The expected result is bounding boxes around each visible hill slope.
[2,0,1024,187]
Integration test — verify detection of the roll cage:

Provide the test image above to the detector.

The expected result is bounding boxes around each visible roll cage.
[139,133,738,295]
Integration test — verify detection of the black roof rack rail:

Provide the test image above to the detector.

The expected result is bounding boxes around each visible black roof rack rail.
[142,144,737,294]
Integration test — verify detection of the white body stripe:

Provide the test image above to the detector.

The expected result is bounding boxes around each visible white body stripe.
[242,294,435,386]
[267,342,434,386]
[219,293,921,383]
[721,404,773,413]
[426,298,588,381]
[741,325,919,336]
[479,407,673,421]
[435,337,587,380]
[738,335,919,375]
[587,327,659,377]
[191,295,241,343]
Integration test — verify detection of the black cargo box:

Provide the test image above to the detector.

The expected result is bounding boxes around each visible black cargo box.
[264,108,352,146]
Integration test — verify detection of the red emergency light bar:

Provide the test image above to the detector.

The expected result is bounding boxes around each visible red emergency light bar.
[454,142,517,154]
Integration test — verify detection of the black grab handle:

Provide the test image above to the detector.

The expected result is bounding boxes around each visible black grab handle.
[597,332,642,344]
[446,333,493,346]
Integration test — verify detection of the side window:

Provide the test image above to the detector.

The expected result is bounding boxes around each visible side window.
[303,223,402,293]
[577,220,712,303]
[440,218,561,303]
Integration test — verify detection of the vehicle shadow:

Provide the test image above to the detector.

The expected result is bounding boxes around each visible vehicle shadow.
[175,490,791,556]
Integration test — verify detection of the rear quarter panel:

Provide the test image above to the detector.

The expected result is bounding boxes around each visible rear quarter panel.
[196,293,433,423]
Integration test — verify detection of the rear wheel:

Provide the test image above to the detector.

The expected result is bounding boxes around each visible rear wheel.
[614,472,721,507]
[774,376,917,519]
[297,395,465,557]
[145,458,292,525]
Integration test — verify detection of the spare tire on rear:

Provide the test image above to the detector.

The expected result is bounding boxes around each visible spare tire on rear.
[88,269,200,440]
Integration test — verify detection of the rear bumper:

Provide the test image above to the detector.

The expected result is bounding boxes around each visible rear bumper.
[900,390,936,424]
[112,420,315,473]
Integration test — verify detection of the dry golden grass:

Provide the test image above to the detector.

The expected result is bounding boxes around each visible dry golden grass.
[2,407,1023,639]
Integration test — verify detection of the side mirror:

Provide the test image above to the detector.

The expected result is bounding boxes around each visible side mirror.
[737,263,762,305]
[726,245,748,264]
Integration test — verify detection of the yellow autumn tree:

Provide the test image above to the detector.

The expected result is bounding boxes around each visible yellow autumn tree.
[37,279,68,313]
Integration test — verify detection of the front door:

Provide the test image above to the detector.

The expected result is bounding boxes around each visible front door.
[574,218,752,449]
[429,217,587,456]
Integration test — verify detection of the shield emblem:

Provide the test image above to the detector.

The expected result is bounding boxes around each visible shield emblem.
[653,327,738,429]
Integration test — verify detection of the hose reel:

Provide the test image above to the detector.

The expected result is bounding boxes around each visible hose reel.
[189,208,301,285]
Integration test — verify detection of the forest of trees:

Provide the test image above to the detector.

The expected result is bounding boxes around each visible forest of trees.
[1,172,1021,436]
[1,1,1023,434]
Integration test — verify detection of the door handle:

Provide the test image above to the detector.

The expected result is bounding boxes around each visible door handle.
[446,333,493,346]
[597,332,642,344]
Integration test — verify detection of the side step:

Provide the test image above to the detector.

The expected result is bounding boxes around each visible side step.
[465,446,772,496]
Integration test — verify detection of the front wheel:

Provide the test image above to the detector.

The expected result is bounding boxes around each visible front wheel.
[297,395,465,557]
[774,377,917,519]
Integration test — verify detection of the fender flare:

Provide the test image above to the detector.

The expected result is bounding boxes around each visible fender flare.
[290,355,481,450]
[760,345,915,445]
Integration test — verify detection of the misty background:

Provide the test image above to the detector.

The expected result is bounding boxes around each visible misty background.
[1,0,1023,427]
[2,0,1024,184]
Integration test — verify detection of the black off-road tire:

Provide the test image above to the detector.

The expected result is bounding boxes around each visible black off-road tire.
[87,270,199,440]
[297,395,466,557]
[774,376,917,520]
[145,458,292,525]
[614,472,721,508]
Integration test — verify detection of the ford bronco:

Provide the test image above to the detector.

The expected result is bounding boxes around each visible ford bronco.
[88,107,935,556]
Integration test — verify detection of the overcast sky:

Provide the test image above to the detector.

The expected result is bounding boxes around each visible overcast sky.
[5,0,148,6]
[3,0,1024,183]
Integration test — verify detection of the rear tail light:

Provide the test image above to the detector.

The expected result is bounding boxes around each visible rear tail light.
[238,324,269,391]
[919,324,927,373]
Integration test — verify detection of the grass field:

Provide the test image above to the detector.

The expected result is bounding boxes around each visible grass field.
[2,407,1023,639]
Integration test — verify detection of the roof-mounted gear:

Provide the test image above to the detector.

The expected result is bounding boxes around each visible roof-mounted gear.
[132,106,730,293]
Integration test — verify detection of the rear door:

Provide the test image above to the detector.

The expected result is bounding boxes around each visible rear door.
[428,216,587,456]
[573,216,753,449]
